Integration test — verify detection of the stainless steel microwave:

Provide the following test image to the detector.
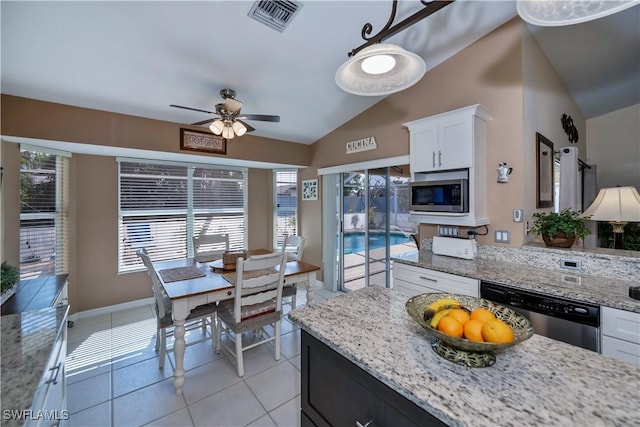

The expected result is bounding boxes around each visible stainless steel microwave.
[409,179,468,213]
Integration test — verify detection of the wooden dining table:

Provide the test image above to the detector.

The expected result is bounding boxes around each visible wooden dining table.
[152,249,320,395]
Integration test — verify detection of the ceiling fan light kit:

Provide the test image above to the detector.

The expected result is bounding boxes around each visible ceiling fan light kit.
[517,0,638,27]
[335,43,426,96]
[335,0,453,96]
[172,88,280,139]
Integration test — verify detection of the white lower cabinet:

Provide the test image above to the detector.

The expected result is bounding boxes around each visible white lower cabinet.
[28,312,68,427]
[393,262,479,297]
[601,307,640,366]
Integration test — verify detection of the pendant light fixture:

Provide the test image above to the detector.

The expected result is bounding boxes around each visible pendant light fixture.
[517,0,638,27]
[335,0,453,96]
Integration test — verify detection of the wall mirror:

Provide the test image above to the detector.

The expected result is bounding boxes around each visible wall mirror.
[536,132,554,208]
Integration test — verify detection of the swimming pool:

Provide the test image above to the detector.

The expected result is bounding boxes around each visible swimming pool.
[343,232,414,254]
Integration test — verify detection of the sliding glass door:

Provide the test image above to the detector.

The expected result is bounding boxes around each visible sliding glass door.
[337,165,416,292]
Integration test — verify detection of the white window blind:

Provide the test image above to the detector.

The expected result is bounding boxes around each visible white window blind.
[118,160,247,271]
[274,170,298,248]
[19,148,70,279]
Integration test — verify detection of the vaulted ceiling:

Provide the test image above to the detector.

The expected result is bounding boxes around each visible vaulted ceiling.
[2,1,637,145]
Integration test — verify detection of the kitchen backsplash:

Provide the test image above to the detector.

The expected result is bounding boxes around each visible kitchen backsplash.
[420,238,639,282]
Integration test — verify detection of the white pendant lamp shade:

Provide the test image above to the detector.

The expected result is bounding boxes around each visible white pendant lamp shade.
[517,1,638,27]
[232,121,247,137]
[335,43,426,96]
[209,120,225,135]
[581,186,640,222]
[221,125,234,140]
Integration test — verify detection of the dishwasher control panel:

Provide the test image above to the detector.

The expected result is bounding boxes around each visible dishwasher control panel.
[480,282,599,327]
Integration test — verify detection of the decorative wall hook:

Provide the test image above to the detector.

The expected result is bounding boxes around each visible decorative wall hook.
[561,114,579,144]
[497,162,512,184]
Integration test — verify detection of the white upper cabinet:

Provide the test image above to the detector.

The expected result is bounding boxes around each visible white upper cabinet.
[405,104,492,174]
[404,105,493,226]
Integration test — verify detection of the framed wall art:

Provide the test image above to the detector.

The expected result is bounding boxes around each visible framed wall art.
[180,128,226,155]
[302,179,318,201]
[536,132,554,208]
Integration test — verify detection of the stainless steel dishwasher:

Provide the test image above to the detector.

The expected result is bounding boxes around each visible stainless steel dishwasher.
[480,281,600,352]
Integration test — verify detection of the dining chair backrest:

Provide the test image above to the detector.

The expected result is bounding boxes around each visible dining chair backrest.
[233,250,287,323]
[136,248,167,319]
[193,233,230,262]
[284,235,305,261]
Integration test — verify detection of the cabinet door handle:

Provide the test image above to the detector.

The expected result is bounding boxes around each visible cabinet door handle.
[432,151,436,168]
[356,420,374,427]
[46,362,63,385]
[419,276,438,283]
[438,150,442,167]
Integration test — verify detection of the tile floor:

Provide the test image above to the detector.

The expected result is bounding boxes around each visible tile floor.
[65,284,342,427]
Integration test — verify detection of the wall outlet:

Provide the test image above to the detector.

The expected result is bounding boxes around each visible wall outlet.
[438,225,459,237]
[494,229,510,243]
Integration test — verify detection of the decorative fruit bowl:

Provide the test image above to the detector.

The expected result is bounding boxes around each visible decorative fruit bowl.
[406,293,534,367]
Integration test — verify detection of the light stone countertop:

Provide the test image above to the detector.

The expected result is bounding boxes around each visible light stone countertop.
[1,306,69,426]
[289,287,640,427]
[393,250,640,313]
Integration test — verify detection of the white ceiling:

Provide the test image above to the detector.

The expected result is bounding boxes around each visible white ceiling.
[1,1,637,145]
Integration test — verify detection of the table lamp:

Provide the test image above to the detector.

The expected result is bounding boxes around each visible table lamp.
[581,186,640,249]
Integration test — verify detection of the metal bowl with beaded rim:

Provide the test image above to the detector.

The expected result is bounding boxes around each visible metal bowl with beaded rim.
[406,293,534,367]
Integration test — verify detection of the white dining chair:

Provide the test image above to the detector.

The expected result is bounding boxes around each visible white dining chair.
[137,249,218,369]
[193,233,230,263]
[282,234,305,309]
[215,249,287,377]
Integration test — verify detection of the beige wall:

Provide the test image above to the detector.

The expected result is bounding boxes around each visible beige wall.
[307,18,525,257]
[522,24,587,246]
[587,104,640,189]
[1,95,312,166]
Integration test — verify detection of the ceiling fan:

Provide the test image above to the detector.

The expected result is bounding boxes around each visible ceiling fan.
[170,88,280,139]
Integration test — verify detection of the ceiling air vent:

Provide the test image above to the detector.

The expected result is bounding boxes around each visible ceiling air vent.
[248,0,302,33]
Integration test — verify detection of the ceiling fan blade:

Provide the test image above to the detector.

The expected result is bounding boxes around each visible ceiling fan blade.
[191,117,219,126]
[224,98,243,114]
[236,119,255,133]
[170,104,216,114]
[239,114,280,123]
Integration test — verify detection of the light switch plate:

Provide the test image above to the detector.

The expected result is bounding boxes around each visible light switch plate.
[494,230,510,243]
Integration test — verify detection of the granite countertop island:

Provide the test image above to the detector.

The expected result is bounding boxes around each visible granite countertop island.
[1,305,69,425]
[393,250,640,313]
[289,287,640,427]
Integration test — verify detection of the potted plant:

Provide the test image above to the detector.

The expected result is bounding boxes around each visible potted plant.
[530,209,591,248]
[1,261,20,305]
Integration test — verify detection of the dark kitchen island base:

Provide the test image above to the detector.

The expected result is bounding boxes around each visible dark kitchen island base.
[301,330,447,427]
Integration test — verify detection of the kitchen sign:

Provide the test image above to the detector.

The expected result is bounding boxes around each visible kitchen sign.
[346,136,377,154]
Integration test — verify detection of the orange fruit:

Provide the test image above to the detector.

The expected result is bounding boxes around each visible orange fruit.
[437,316,464,338]
[463,319,485,342]
[481,319,515,344]
[469,307,496,323]
[447,308,470,326]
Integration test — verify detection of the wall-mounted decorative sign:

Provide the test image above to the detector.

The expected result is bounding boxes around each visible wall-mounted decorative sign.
[180,128,226,154]
[561,114,579,144]
[346,136,377,154]
[302,179,318,201]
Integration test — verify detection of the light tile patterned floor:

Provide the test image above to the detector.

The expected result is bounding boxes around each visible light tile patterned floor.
[65,284,341,427]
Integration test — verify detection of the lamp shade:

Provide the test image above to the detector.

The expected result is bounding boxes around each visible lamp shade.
[517,0,638,27]
[209,120,225,135]
[221,126,234,140]
[232,121,247,137]
[335,43,426,96]
[581,186,640,222]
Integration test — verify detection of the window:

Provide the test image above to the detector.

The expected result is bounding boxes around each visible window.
[19,147,70,279]
[274,170,297,248]
[118,159,247,272]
